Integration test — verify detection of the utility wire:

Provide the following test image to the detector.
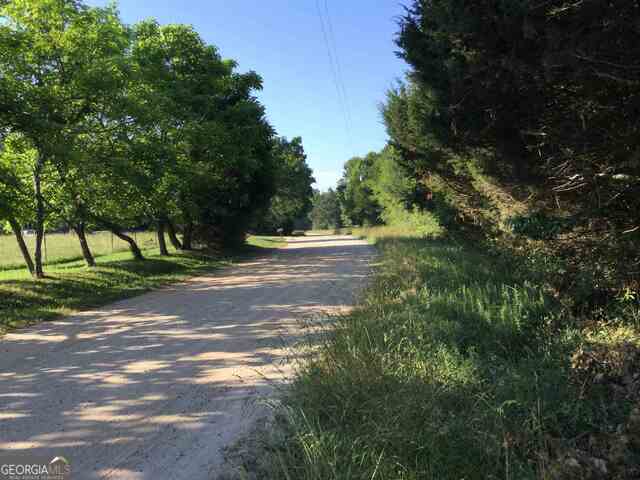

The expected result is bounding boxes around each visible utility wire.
[324,0,354,145]
[316,0,355,156]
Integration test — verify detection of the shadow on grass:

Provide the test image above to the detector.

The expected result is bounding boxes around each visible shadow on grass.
[0,249,250,333]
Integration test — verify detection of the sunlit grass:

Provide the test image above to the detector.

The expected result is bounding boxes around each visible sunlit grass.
[246,235,286,249]
[269,226,639,479]
[0,230,159,271]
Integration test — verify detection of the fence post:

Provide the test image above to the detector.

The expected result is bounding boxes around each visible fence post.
[43,232,48,264]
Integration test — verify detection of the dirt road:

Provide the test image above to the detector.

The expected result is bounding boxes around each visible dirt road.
[0,235,373,479]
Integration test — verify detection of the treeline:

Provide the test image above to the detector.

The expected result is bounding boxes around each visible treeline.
[0,0,314,278]
[311,146,436,234]
[332,0,640,308]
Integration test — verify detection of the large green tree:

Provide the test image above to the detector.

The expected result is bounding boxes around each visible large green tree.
[389,0,640,282]
[128,21,276,248]
[0,0,129,276]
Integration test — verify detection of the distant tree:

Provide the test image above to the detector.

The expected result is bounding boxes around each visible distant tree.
[311,189,342,230]
[371,145,422,213]
[256,137,315,234]
[336,153,382,227]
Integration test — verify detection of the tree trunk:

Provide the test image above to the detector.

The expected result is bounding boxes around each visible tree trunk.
[497,118,531,182]
[32,155,45,278]
[182,221,194,250]
[157,219,169,256]
[112,230,144,261]
[166,219,183,250]
[83,211,144,261]
[74,222,96,267]
[8,217,35,275]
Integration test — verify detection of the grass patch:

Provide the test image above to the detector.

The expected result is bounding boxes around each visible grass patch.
[0,235,281,334]
[269,227,640,479]
[0,231,160,271]
[246,235,287,249]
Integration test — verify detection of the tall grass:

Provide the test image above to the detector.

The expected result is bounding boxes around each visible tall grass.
[268,226,639,479]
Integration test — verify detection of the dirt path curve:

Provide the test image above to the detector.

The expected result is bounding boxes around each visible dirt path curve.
[0,235,374,479]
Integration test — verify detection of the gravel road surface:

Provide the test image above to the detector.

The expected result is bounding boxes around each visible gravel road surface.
[0,235,373,479]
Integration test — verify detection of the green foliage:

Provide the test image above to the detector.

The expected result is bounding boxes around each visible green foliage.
[310,189,342,230]
[333,144,439,237]
[507,212,574,241]
[255,136,315,234]
[119,19,277,248]
[0,134,36,222]
[0,0,309,274]
[385,0,640,287]
[336,152,382,227]
[370,146,416,211]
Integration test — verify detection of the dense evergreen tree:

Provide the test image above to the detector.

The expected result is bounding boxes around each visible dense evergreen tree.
[385,0,640,285]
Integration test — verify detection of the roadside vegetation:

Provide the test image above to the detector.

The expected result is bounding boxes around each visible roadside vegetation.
[285,1,640,477]
[265,224,640,479]
[0,0,312,331]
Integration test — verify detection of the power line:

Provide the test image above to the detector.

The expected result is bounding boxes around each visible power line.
[316,0,354,156]
[324,0,354,143]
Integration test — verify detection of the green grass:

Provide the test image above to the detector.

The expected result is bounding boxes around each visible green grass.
[0,234,284,334]
[267,226,640,479]
[0,230,160,270]
[246,235,287,249]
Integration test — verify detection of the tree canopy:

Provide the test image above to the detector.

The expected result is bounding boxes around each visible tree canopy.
[0,0,314,277]
[255,136,315,234]
[336,153,382,227]
[379,0,640,288]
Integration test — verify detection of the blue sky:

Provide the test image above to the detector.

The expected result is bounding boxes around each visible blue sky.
[87,0,408,190]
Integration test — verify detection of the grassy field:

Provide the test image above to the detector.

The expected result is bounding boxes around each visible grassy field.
[261,225,640,479]
[0,231,160,270]
[0,235,285,333]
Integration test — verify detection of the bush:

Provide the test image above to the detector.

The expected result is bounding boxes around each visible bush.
[507,212,574,240]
